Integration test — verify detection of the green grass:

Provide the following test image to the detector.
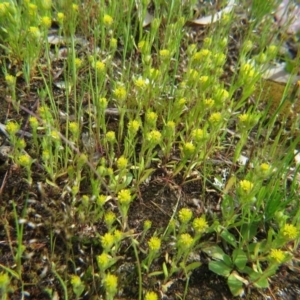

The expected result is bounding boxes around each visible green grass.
[0,0,299,299]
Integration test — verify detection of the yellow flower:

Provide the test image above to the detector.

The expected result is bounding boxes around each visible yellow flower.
[0,3,10,16]
[178,208,193,224]
[0,272,9,288]
[193,217,208,234]
[72,3,79,11]
[104,211,116,226]
[192,129,207,142]
[95,61,105,72]
[97,252,110,269]
[50,130,60,140]
[175,98,186,107]
[98,97,108,108]
[103,14,113,26]
[159,49,170,58]
[29,26,41,39]
[204,98,214,107]
[18,154,32,167]
[69,122,79,135]
[166,121,175,130]
[260,163,270,172]
[110,38,117,49]
[114,86,127,100]
[187,69,199,81]
[269,249,285,264]
[239,113,250,123]
[42,150,50,161]
[41,0,52,9]
[144,220,152,230]
[209,112,222,124]
[192,49,211,61]
[5,74,15,86]
[117,189,132,205]
[106,131,116,142]
[239,180,253,193]
[41,16,51,28]
[29,116,38,129]
[134,77,148,89]
[282,224,298,240]
[117,156,128,169]
[146,111,158,125]
[103,273,118,294]
[113,229,123,242]
[147,130,161,144]
[74,58,82,68]
[28,3,37,15]
[6,121,19,134]
[177,233,194,250]
[97,195,107,206]
[70,275,81,287]
[148,236,161,252]
[101,233,114,249]
[57,12,65,23]
[145,291,158,300]
[199,75,209,84]
[128,120,140,134]
[240,63,255,78]
[183,142,195,156]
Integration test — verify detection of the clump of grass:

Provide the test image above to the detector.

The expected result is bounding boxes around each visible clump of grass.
[1,0,300,299]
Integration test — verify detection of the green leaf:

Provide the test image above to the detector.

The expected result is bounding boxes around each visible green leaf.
[227,273,245,296]
[221,230,237,248]
[202,245,227,261]
[232,249,247,270]
[209,261,232,277]
[253,277,269,289]
[240,223,258,242]
[184,261,202,273]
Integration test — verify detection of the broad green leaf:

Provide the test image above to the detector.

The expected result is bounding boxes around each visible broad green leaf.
[253,277,269,289]
[232,248,247,270]
[227,273,244,296]
[240,222,258,242]
[202,245,227,261]
[209,261,232,277]
[184,261,202,273]
[221,230,237,248]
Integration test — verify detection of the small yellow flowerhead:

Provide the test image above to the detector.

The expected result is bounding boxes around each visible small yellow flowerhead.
[243,40,253,53]
[193,217,208,234]
[134,77,148,89]
[128,120,140,135]
[57,12,65,23]
[29,116,38,129]
[110,38,117,49]
[5,74,15,86]
[159,49,170,58]
[42,149,50,161]
[114,229,123,242]
[144,220,152,231]
[98,97,108,109]
[203,37,212,47]
[177,233,194,250]
[239,180,253,193]
[114,86,127,101]
[192,49,211,61]
[103,14,113,26]
[178,208,193,224]
[282,224,298,240]
[50,130,60,140]
[209,112,222,124]
[192,128,207,142]
[41,0,52,9]
[101,232,114,249]
[6,121,19,135]
[117,156,128,169]
[104,211,116,227]
[239,113,250,123]
[69,122,79,135]
[183,142,195,157]
[117,189,132,205]
[146,111,158,126]
[166,121,175,131]
[18,154,32,167]
[260,163,270,172]
[0,272,9,289]
[70,275,81,287]
[204,98,215,108]
[72,3,79,11]
[41,16,51,28]
[147,130,161,144]
[145,291,158,300]
[74,58,82,68]
[199,75,209,85]
[103,273,118,295]
[97,252,110,270]
[95,61,105,72]
[240,63,255,78]
[97,195,107,206]
[0,2,10,17]
[148,236,161,252]
[28,3,37,15]
[269,249,285,264]
[106,131,116,143]
[29,26,41,39]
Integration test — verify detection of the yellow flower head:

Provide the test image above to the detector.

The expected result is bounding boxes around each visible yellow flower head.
[101,233,114,249]
[117,189,132,205]
[72,3,79,11]
[103,14,113,26]
[134,77,148,89]
[159,49,170,58]
[70,275,81,287]
[104,211,116,226]
[209,112,222,124]
[29,26,41,39]
[6,121,19,134]
[98,97,108,108]
[29,116,38,129]
[183,142,195,156]
[74,58,82,68]
[97,252,110,269]
[145,291,158,300]
[239,113,250,123]
[269,249,285,264]
[239,180,253,193]
[193,217,208,234]
[192,49,211,61]
[146,111,158,125]
[57,12,65,23]
[114,229,123,242]
[0,272,9,288]
[204,98,215,107]
[97,195,107,206]
[144,220,152,230]
[106,131,116,142]
[95,61,105,72]
[192,128,207,142]
[147,130,161,144]
[282,224,298,240]
[114,86,127,100]
[117,156,128,169]
[103,273,118,294]
[128,120,140,134]
[5,74,15,86]
[50,130,60,140]
[166,121,175,130]
[148,236,161,252]
[199,75,209,84]
[69,122,79,135]
[177,233,194,250]
[178,208,193,224]
[110,38,117,49]
[41,16,51,28]
[18,154,32,167]
[260,163,270,172]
